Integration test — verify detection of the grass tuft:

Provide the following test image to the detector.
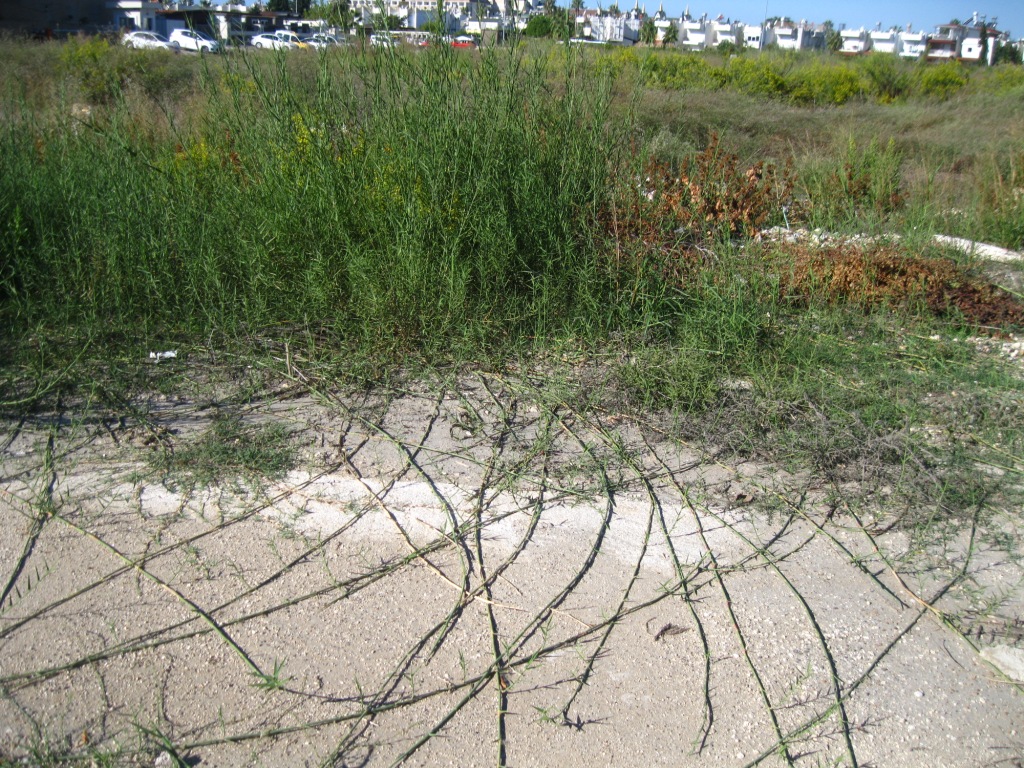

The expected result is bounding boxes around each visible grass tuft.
[152,410,294,489]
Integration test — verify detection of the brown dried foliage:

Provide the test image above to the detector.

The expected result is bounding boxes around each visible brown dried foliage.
[668,135,796,240]
[780,244,1024,328]
[602,134,795,287]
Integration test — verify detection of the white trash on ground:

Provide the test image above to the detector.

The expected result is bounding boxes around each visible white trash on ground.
[757,227,1024,264]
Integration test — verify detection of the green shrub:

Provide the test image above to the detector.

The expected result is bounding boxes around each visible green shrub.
[970,153,1024,249]
[60,36,121,102]
[716,40,739,57]
[1,43,638,350]
[788,60,861,105]
[984,63,1024,92]
[724,56,789,98]
[993,43,1022,65]
[644,51,723,90]
[524,15,553,38]
[58,35,190,104]
[917,61,968,100]
[858,54,913,103]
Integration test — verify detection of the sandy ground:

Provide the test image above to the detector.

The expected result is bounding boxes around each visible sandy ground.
[1,369,1022,767]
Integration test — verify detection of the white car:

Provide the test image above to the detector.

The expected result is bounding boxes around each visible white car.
[370,34,395,48]
[168,28,220,53]
[122,30,172,50]
[302,33,343,49]
[252,31,307,49]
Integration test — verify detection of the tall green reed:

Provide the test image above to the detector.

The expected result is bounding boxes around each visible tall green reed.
[1,42,633,354]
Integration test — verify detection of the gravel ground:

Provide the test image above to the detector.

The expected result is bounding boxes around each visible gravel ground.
[1,369,1022,767]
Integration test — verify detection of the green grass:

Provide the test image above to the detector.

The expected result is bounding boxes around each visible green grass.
[1,39,630,354]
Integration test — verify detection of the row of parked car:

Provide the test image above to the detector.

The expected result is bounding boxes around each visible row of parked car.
[122,29,477,53]
[122,29,343,52]
[123,29,220,51]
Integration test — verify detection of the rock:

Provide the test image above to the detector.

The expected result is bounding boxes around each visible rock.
[981,645,1024,682]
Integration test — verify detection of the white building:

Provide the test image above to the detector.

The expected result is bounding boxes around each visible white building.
[588,13,637,44]
[709,18,738,47]
[959,16,1007,65]
[680,15,709,50]
[839,27,870,54]
[107,0,162,31]
[113,3,274,43]
[742,23,772,49]
[926,23,961,60]
[349,0,475,26]
[574,8,601,38]
[868,27,899,54]
[653,3,673,44]
[898,28,928,58]
[772,22,800,50]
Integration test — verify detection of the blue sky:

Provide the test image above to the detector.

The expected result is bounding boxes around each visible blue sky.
[656,1,1022,37]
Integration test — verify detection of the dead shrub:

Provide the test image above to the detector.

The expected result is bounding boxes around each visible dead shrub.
[779,244,1024,327]
[604,133,794,288]
[659,134,795,241]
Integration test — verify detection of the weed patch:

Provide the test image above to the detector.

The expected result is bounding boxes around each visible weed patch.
[152,410,295,489]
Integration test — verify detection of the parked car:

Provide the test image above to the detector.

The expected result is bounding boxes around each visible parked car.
[168,28,220,53]
[122,30,172,50]
[370,34,395,48]
[416,35,451,47]
[451,35,477,48]
[302,33,343,48]
[252,30,309,49]
[252,32,293,49]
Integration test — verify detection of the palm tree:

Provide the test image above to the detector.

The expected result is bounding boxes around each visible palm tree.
[639,17,656,45]
[661,21,677,46]
[319,0,352,29]
[570,0,584,10]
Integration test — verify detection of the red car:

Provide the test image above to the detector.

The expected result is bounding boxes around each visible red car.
[451,36,477,48]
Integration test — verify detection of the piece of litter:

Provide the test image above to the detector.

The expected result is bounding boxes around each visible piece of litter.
[149,350,177,363]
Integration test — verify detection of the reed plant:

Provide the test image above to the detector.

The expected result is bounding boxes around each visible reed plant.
[0,40,638,355]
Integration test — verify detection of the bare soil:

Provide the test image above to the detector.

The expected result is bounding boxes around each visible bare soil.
[1,365,1023,767]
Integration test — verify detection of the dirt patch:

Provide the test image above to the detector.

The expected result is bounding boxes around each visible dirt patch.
[1,370,1023,766]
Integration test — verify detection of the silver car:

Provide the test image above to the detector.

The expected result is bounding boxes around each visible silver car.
[302,33,343,49]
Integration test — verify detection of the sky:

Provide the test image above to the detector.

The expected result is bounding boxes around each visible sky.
[656,0,1023,38]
